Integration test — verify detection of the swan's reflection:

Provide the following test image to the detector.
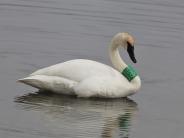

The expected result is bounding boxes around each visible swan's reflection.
[15,91,138,138]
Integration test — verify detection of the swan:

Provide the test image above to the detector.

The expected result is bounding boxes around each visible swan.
[18,32,141,98]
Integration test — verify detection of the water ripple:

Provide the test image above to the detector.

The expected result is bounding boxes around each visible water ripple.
[15,91,138,138]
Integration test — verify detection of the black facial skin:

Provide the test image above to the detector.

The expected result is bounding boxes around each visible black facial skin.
[127,42,137,63]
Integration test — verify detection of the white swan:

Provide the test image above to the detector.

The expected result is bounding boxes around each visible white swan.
[18,32,141,98]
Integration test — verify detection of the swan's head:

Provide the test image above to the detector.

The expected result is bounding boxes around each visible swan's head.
[112,32,137,63]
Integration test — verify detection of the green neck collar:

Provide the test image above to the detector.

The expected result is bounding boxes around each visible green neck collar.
[121,65,138,81]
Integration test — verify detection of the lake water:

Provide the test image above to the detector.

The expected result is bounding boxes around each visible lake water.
[0,0,184,137]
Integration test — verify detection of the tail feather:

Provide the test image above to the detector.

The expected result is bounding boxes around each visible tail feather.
[18,75,77,94]
[18,75,47,89]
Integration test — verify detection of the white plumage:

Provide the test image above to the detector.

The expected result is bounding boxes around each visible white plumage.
[19,33,141,98]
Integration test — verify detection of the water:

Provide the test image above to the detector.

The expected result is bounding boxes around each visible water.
[0,0,184,137]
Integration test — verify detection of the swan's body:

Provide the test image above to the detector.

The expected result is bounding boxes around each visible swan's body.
[19,33,141,98]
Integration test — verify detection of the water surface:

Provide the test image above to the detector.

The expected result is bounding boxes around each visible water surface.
[0,0,184,137]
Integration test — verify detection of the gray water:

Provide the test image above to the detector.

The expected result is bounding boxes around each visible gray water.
[0,0,184,137]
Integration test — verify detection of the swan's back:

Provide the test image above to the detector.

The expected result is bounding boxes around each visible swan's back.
[31,59,122,82]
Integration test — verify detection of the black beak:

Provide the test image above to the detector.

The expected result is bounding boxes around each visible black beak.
[127,42,137,63]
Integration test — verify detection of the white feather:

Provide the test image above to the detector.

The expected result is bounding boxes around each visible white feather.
[18,33,141,98]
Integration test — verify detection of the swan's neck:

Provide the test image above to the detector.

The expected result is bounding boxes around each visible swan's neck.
[109,40,141,90]
[109,42,127,72]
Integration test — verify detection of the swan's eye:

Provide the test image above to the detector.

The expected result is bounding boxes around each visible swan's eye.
[127,41,133,47]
